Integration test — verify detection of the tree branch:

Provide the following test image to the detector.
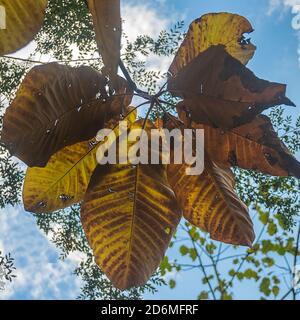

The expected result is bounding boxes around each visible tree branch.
[119,60,150,98]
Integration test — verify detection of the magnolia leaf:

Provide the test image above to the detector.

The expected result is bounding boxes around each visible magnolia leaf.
[190,115,300,179]
[169,12,256,76]
[170,45,294,129]
[0,0,48,55]
[1,62,132,167]
[168,160,254,246]
[81,120,181,290]
[23,107,137,214]
[87,0,121,84]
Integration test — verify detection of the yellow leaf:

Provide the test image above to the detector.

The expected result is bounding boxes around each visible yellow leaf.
[162,113,255,246]
[23,107,137,214]
[168,160,254,246]
[0,0,48,55]
[23,139,98,213]
[169,12,256,76]
[81,120,181,290]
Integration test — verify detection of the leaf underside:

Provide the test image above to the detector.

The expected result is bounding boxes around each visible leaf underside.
[169,45,294,129]
[168,160,254,246]
[189,116,300,179]
[1,62,132,167]
[81,121,181,289]
[0,0,48,55]
[87,0,121,84]
[169,12,256,76]
[23,107,137,214]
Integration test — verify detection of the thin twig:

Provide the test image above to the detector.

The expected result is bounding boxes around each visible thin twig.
[2,55,47,64]
[2,55,102,65]
[182,225,217,300]
[158,99,177,109]
[224,223,267,292]
[119,59,149,98]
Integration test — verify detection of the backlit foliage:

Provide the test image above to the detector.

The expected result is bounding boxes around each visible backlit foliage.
[0,0,299,294]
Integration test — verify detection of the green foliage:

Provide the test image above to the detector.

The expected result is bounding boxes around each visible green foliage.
[164,204,300,300]
[0,251,16,286]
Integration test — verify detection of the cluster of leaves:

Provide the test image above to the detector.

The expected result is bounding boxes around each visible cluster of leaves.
[161,206,300,300]
[0,0,175,298]
[0,251,16,288]
[0,0,300,299]
[122,21,185,93]
[0,60,27,208]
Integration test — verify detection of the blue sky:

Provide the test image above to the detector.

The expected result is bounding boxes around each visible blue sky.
[0,0,300,300]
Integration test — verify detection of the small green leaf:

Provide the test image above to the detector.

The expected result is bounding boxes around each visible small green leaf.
[244,269,259,281]
[205,243,217,255]
[189,248,197,261]
[272,286,280,297]
[229,269,235,277]
[267,221,278,236]
[260,278,271,296]
[223,293,233,300]
[198,291,209,300]
[169,279,176,289]
[160,256,172,275]
[262,257,274,267]
[259,212,269,225]
[180,245,189,256]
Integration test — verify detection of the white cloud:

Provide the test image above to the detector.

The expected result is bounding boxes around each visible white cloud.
[122,2,171,42]
[0,206,82,300]
[122,1,181,74]
[268,0,300,14]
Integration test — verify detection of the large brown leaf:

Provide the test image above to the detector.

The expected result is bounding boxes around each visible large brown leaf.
[169,110,300,179]
[192,116,300,179]
[169,12,256,76]
[0,0,47,55]
[169,45,294,129]
[163,110,299,245]
[168,159,254,246]
[81,120,181,290]
[87,0,121,84]
[0,62,132,167]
